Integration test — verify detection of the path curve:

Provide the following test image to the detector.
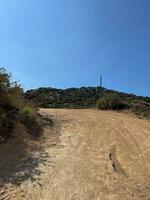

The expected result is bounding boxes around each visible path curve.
[7,109,150,200]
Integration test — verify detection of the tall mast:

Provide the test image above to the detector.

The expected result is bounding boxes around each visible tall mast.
[100,75,102,87]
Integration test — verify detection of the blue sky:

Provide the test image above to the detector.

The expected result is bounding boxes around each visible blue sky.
[0,0,150,96]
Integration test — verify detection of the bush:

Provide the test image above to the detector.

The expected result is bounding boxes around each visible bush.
[19,106,42,136]
[96,93,125,110]
[0,68,24,110]
[0,67,42,142]
[129,100,150,118]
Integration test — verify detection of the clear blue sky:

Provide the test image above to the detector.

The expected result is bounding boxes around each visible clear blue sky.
[0,0,150,96]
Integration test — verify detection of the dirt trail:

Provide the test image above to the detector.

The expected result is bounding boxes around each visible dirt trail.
[1,109,150,200]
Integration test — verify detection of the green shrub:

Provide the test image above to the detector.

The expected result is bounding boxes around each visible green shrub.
[0,68,42,141]
[21,106,34,117]
[97,94,125,110]
[19,106,42,137]
[0,68,24,111]
[129,100,150,118]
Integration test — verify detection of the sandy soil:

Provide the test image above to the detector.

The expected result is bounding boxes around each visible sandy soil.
[0,109,150,200]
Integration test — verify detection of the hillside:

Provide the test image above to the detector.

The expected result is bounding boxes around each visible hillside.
[25,87,150,117]
[1,69,150,199]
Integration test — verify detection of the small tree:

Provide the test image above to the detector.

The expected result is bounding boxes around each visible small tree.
[0,67,24,109]
[0,67,42,142]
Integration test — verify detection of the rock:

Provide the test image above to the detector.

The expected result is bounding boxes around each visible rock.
[32,160,38,165]
[33,182,37,187]
[0,190,5,195]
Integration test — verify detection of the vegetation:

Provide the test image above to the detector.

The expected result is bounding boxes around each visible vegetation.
[0,68,42,143]
[0,67,149,142]
[25,87,104,108]
[129,100,150,118]
[25,87,150,118]
[96,94,125,110]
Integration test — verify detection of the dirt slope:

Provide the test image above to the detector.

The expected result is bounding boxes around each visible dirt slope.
[1,109,150,200]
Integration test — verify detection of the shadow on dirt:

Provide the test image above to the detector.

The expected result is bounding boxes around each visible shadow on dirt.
[0,143,52,187]
[0,115,55,187]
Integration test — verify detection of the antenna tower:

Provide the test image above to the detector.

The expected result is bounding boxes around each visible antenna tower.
[100,75,102,87]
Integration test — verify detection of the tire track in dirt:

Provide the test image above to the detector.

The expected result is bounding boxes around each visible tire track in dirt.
[2,109,150,200]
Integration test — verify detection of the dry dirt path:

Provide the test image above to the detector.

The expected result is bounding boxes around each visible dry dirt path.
[2,109,150,200]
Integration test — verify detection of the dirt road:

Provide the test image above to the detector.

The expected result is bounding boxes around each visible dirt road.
[1,109,150,200]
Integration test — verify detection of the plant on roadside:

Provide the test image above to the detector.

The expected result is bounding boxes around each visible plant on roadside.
[96,93,125,110]
[0,67,42,142]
